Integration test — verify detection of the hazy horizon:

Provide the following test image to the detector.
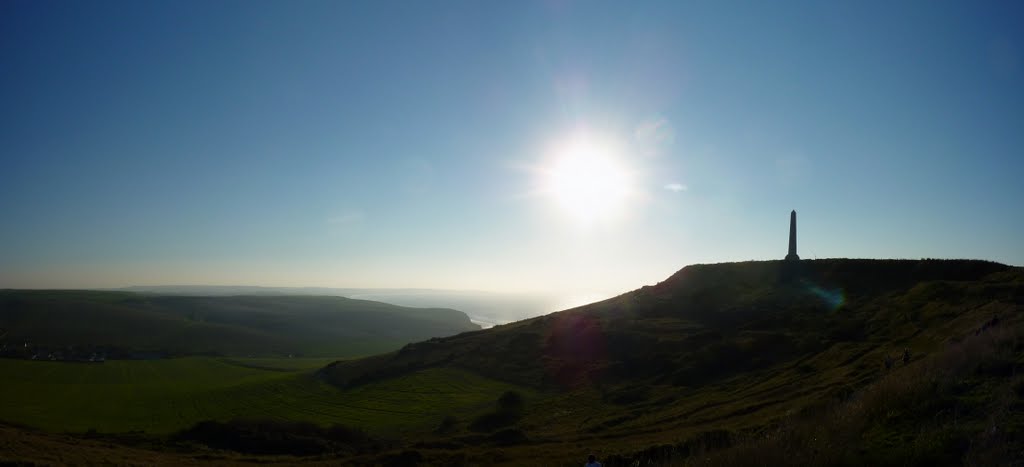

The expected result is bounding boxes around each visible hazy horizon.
[3,1,1022,295]
[4,283,612,328]
[3,254,1018,292]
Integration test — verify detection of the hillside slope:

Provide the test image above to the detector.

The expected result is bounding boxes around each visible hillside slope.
[324,259,1014,387]
[0,291,480,357]
[319,259,1023,465]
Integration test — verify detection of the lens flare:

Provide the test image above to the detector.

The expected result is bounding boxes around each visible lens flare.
[539,134,635,224]
[803,280,845,311]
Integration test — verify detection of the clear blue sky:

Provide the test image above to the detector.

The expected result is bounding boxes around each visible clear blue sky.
[2,1,1022,296]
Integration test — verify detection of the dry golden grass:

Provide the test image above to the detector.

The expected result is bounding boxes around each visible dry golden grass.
[676,324,1022,467]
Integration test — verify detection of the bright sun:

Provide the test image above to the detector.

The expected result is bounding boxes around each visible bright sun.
[541,136,633,223]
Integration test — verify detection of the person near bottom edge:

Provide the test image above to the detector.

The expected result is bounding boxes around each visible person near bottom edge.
[585,454,601,467]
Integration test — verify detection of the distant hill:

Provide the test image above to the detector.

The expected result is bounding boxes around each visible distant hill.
[0,291,480,358]
[319,259,1024,465]
[114,286,562,327]
[116,285,407,296]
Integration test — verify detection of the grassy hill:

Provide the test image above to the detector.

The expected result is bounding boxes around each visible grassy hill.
[323,259,1014,387]
[318,259,1023,465]
[0,291,480,358]
[1,259,1021,466]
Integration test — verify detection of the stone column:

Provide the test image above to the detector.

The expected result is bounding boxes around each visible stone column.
[785,210,800,261]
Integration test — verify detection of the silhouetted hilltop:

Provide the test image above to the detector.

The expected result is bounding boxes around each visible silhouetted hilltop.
[322,259,1017,389]
[657,258,1008,294]
[316,258,1022,465]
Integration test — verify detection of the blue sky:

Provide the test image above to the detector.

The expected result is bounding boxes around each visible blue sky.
[2,1,1022,296]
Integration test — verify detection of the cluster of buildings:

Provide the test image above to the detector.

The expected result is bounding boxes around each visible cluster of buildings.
[0,341,107,363]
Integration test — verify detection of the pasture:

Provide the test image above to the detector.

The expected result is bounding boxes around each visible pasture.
[0,357,525,435]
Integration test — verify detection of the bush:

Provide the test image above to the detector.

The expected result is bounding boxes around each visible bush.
[378,449,423,467]
[497,391,524,411]
[174,419,383,456]
[469,390,527,432]
[468,410,519,433]
[435,415,458,434]
[489,428,528,446]
[604,386,651,405]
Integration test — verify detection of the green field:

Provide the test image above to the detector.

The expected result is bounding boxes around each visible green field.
[0,357,525,435]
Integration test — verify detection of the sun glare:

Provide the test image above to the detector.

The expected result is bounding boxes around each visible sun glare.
[541,136,634,223]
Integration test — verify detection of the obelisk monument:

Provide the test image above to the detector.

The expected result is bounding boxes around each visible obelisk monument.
[785,210,800,261]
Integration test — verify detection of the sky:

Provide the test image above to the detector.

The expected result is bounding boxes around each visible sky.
[2,1,1022,298]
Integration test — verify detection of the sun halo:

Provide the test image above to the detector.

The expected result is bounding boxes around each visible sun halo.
[540,137,634,223]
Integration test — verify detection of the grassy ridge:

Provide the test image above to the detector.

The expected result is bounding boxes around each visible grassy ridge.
[317,259,1022,465]
[324,259,1015,389]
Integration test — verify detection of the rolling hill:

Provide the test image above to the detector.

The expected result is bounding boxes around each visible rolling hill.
[115,285,565,327]
[0,259,1021,466]
[322,259,1015,387]
[318,259,1023,465]
[0,291,480,358]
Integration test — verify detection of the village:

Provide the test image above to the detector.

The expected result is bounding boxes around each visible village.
[0,338,108,362]
[0,332,173,362]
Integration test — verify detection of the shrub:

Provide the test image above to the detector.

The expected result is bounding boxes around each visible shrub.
[468,410,519,433]
[378,449,423,467]
[604,386,651,405]
[497,391,524,411]
[469,390,528,433]
[174,419,383,456]
[435,415,458,434]
[489,428,528,446]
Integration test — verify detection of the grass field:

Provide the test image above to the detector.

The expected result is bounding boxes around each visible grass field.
[0,357,526,435]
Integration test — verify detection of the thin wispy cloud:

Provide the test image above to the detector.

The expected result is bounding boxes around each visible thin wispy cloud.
[664,183,687,192]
